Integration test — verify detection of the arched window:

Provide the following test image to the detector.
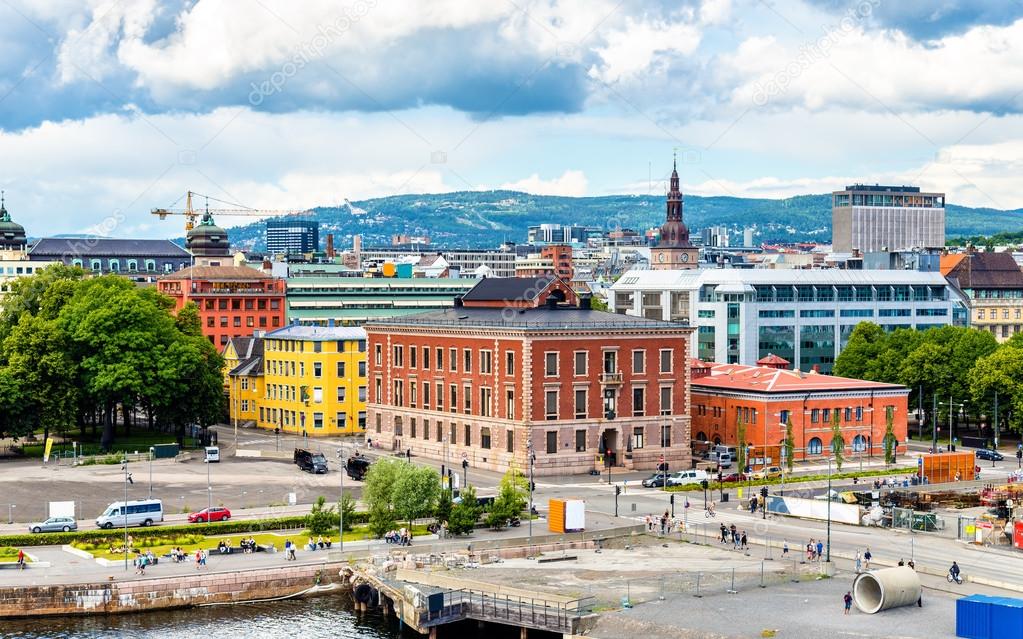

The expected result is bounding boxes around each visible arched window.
[807,437,823,455]
[72,259,83,268]
[145,259,156,272]
[852,435,867,452]
[712,435,721,445]
[696,432,708,442]
[127,260,138,271]
[108,259,120,272]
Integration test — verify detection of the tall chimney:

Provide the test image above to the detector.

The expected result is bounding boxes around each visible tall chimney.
[353,234,363,268]
[326,234,335,259]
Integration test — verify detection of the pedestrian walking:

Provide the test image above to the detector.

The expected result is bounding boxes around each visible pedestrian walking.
[863,547,872,570]
[195,549,202,570]
[720,523,728,543]
[807,540,814,562]
[908,560,915,570]
[843,591,853,615]
[740,531,748,550]
[898,558,905,566]
[816,540,824,561]
[16,549,25,570]
[623,480,628,494]
[199,549,207,568]
[855,552,862,574]
[782,541,789,557]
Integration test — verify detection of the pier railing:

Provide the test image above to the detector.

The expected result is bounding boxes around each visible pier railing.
[420,588,594,632]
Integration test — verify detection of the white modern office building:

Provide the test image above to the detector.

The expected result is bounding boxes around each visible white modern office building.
[610,269,968,374]
[832,185,945,253]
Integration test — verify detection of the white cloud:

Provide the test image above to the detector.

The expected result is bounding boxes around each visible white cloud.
[588,15,703,83]
[699,0,731,26]
[498,170,588,196]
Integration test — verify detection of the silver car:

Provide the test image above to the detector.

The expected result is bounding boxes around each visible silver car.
[29,516,77,533]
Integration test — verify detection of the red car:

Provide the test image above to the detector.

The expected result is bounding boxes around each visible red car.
[188,507,231,523]
[719,472,747,483]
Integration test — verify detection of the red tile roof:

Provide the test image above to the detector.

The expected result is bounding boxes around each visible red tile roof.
[692,363,905,394]
[757,354,790,366]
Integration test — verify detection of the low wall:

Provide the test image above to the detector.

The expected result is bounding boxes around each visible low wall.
[235,449,292,461]
[0,562,346,618]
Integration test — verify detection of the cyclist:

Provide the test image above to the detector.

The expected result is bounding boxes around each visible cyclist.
[948,561,962,584]
[705,501,716,518]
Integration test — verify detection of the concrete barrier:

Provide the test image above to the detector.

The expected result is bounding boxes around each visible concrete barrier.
[235,450,292,461]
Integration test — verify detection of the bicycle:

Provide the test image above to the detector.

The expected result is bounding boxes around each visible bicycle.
[947,571,963,584]
[704,508,716,518]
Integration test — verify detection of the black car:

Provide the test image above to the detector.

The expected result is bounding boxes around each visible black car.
[641,473,667,488]
[294,448,328,473]
[346,456,371,480]
[975,449,1004,461]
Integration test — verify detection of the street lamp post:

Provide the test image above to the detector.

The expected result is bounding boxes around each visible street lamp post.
[825,455,832,564]
[122,458,129,572]
[148,447,155,499]
[7,504,13,525]
[206,457,212,528]
[336,445,345,552]
[527,440,535,555]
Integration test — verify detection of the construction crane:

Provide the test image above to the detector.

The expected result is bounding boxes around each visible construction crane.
[151,191,309,231]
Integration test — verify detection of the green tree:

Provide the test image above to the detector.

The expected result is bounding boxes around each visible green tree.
[486,467,529,529]
[435,486,453,524]
[832,322,886,380]
[736,417,747,472]
[368,503,396,539]
[392,464,440,528]
[971,343,1023,434]
[783,416,795,473]
[448,485,481,536]
[589,296,609,312]
[883,408,897,466]
[338,492,357,532]
[830,409,845,471]
[305,496,336,536]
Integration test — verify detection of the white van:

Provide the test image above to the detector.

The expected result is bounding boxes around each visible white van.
[205,446,220,463]
[95,499,164,529]
[666,469,710,487]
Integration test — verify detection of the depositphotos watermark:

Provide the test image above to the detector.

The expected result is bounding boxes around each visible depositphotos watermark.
[751,0,880,108]
[249,1,378,107]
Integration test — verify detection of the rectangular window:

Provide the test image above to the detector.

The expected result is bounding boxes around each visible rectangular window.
[632,427,644,449]
[481,428,491,449]
[661,424,671,448]
[480,350,493,374]
[393,380,404,407]
[409,381,417,408]
[632,387,645,417]
[436,382,444,410]
[241,378,249,391]
[480,387,492,417]
[449,348,457,372]
[464,424,471,446]
[463,385,472,414]
[336,386,346,402]
[358,361,366,377]
[659,349,672,373]
[575,429,586,452]
[811,408,819,423]
[574,389,587,419]
[393,345,403,367]
[506,389,515,419]
[545,390,558,420]
[312,387,323,403]
[358,386,366,402]
[450,422,457,445]
[410,346,417,368]
[632,349,645,374]
[463,349,472,373]
[505,351,515,376]
[313,363,322,378]
[855,406,863,421]
[374,378,381,404]
[422,419,430,440]
[423,382,431,409]
[313,413,323,429]
[659,386,672,415]
[313,341,322,353]
[436,347,443,370]
[337,361,346,378]
[545,352,558,376]
[375,413,381,433]
[507,429,514,453]
[546,431,557,454]
[780,409,790,423]
[574,351,587,376]
[410,418,417,438]
[336,412,347,428]
[449,385,457,413]
[844,407,852,421]
[374,344,382,366]
[423,347,430,369]
[358,412,366,429]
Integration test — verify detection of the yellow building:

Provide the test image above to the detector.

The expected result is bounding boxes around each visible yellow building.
[258,324,368,436]
[225,336,265,427]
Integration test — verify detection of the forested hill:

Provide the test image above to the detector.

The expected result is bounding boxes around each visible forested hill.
[214,191,1023,250]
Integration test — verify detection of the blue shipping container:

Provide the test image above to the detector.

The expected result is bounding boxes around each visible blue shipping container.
[957,595,995,639]
[988,597,1023,638]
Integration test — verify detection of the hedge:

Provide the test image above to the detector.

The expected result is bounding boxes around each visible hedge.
[3,511,371,548]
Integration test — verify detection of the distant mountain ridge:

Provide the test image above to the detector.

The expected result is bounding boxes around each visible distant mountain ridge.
[214,190,1023,251]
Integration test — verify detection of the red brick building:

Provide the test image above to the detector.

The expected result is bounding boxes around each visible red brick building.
[365,276,694,475]
[158,265,286,347]
[690,355,909,465]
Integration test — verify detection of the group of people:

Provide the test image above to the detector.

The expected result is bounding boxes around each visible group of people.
[305,536,333,551]
[805,539,826,562]
[384,529,413,546]
[644,511,681,536]
[216,540,234,555]
[853,547,873,571]
[282,539,298,560]
[168,547,189,563]
[239,537,258,553]
[718,523,749,550]
[133,550,157,575]
[194,548,208,568]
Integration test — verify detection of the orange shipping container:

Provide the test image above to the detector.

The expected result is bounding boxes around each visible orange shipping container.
[921,451,975,484]
[548,499,566,533]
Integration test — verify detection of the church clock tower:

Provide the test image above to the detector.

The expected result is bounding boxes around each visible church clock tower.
[651,158,698,270]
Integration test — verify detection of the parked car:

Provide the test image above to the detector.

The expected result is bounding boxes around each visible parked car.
[975,449,1004,461]
[641,473,668,488]
[188,507,231,523]
[346,456,371,480]
[28,516,77,533]
[719,472,747,483]
[294,448,328,474]
[750,466,784,481]
[95,499,164,529]
[666,469,710,487]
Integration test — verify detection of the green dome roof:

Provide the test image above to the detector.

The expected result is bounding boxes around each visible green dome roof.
[0,193,27,250]
[186,213,230,257]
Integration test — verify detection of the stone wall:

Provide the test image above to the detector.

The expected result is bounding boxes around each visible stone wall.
[0,562,347,618]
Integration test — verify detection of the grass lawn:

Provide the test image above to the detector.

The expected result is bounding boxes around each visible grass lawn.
[76,524,431,561]
[0,546,28,563]
[20,431,186,459]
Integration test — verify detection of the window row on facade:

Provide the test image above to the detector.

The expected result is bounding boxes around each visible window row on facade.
[265,383,367,403]
[260,407,367,430]
[265,359,366,378]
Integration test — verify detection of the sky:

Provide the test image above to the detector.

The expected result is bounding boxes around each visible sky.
[2,0,1023,237]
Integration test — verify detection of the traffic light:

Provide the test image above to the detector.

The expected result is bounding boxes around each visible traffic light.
[700,479,709,490]
[670,494,675,505]
[615,485,621,496]
[760,486,768,498]
[462,459,468,470]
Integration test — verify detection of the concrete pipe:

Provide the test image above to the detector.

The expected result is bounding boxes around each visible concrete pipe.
[852,567,922,614]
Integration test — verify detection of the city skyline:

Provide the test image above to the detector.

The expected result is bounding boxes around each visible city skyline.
[2,1,1023,237]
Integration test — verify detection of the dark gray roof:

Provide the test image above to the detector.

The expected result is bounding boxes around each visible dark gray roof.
[366,306,690,331]
[29,237,190,258]
[461,275,556,302]
[229,356,263,377]
[226,336,265,377]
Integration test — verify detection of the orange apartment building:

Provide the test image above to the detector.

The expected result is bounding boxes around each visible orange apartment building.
[690,355,908,465]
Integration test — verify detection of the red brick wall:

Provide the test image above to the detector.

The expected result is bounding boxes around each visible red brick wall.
[690,388,908,462]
